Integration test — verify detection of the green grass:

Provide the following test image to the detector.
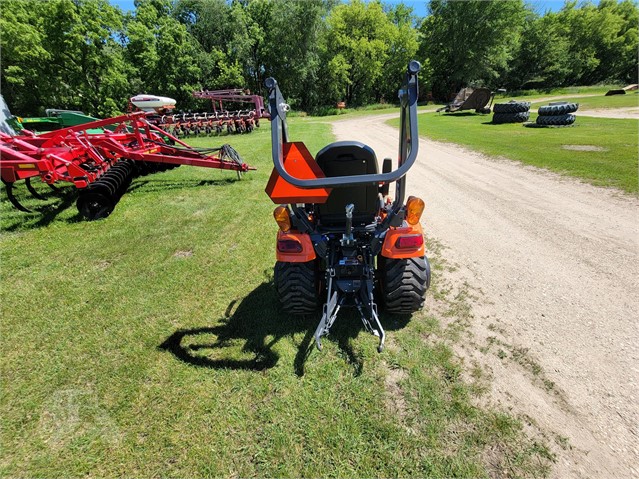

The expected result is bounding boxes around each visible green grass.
[537,92,639,109]
[500,84,624,101]
[389,112,638,193]
[1,119,552,477]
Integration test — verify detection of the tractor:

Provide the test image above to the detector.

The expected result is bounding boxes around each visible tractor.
[264,61,430,352]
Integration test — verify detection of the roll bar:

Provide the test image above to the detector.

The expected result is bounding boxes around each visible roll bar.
[266,61,421,189]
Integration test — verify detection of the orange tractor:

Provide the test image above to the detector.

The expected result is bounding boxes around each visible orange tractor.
[265,62,430,352]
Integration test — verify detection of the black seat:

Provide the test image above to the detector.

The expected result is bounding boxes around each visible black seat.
[315,141,379,225]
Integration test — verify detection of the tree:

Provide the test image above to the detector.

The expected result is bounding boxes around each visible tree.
[322,0,409,106]
[1,0,128,116]
[505,12,572,89]
[419,0,527,100]
[124,0,202,109]
[0,0,50,114]
[376,3,420,103]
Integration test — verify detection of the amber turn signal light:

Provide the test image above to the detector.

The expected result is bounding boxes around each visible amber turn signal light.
[405,196,425,225]
[273,205,291,232]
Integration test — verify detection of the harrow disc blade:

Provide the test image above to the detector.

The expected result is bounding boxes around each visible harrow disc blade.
[77,189,115,220]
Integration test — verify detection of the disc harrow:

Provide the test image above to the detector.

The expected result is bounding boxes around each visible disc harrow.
[0,112,255,220]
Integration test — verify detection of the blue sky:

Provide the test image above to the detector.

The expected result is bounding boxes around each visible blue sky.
[109,0,577,16]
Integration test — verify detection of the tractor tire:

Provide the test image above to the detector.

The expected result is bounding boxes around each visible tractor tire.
[492,111,530,124]
[537,102,579,116]
[536,113,576,126]
[274,261,318,315]
[493,101,531,114]
[380,256,431,314]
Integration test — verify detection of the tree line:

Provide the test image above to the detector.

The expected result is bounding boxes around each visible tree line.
[1,0,637,117]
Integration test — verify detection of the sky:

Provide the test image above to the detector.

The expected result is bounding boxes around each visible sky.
[109,0,580,17]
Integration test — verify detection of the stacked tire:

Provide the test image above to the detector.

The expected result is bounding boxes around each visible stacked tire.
[535,102,578,126]
[492,101,531,124]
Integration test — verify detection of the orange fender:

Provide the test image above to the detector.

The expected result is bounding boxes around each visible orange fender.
[380,223,425,259]
[275,230,316,262]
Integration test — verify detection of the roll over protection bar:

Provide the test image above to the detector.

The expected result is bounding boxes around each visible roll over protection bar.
[266,61,421,189]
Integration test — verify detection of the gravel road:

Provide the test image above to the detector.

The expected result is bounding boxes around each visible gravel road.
[332,113,639,478]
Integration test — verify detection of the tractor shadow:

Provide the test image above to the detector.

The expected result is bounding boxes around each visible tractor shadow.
[159,282,410,376]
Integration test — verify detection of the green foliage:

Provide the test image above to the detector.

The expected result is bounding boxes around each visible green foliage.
[506,13,572,89]
[1,0,637,115]
[419,0,528,100]
[124,0,202,109]
[556,0,639,85]
[322,0,418,106]
[1,0,129,116]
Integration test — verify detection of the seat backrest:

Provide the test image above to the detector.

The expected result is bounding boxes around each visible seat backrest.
[315,141,379,224]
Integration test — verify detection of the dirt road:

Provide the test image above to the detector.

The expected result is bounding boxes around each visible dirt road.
[333,114,638,478]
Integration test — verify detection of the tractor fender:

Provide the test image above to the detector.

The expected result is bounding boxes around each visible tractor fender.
[276,230,316,262]
[380,223,425,259]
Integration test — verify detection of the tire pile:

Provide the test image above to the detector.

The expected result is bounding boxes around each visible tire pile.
[534,102,579,126]
[492,101,531,124]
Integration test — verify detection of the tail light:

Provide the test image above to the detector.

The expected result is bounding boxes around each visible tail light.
[395,234,424,249]
[405,196,425,225]
[273,205,291,232]
[277,239,303,253]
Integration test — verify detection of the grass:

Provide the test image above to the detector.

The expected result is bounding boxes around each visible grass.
[389,112,638,193]
[0,118,553,476]
[537,92,639,110]
[499,84,625,101]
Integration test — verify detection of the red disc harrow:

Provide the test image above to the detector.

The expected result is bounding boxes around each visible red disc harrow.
[0,111,255,220]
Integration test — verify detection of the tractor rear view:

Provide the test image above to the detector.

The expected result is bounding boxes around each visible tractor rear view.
[265,62,430,352]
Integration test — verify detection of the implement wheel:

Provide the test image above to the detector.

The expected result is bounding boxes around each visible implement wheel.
[380,256,431,314]
[274,261,318,315]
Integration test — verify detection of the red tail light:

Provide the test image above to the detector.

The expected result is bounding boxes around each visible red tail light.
[395,234,424,249]
[277,239,303,253]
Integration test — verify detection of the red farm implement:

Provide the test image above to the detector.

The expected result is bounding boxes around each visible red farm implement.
[0,111,254,220]
[192,88,268,119]
[149,110,258,139]
[168,88,270,138]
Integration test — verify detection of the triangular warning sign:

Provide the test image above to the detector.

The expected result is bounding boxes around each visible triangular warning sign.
[265,142,331,204]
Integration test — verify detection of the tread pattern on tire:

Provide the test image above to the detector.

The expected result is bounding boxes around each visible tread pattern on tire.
[493,101,531,113]
[274,261,317,314]
[536,113,576,126]
[537,103,578,116]
[381,256,430,314]
[492,111,530,124]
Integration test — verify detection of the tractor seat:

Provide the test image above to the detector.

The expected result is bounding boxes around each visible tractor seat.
[315,141,379,226]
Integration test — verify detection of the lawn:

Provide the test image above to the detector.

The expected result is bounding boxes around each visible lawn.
[0,118,552,476]
[533,92,639,109]
[389,112,638,193]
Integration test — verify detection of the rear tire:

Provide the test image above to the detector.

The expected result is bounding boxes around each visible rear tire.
[537,102,578,116]
[492,111,530,124]
[274,261,318,314]
[536,113,576,126]
[493,101,531,114]
[380,256,431,314]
